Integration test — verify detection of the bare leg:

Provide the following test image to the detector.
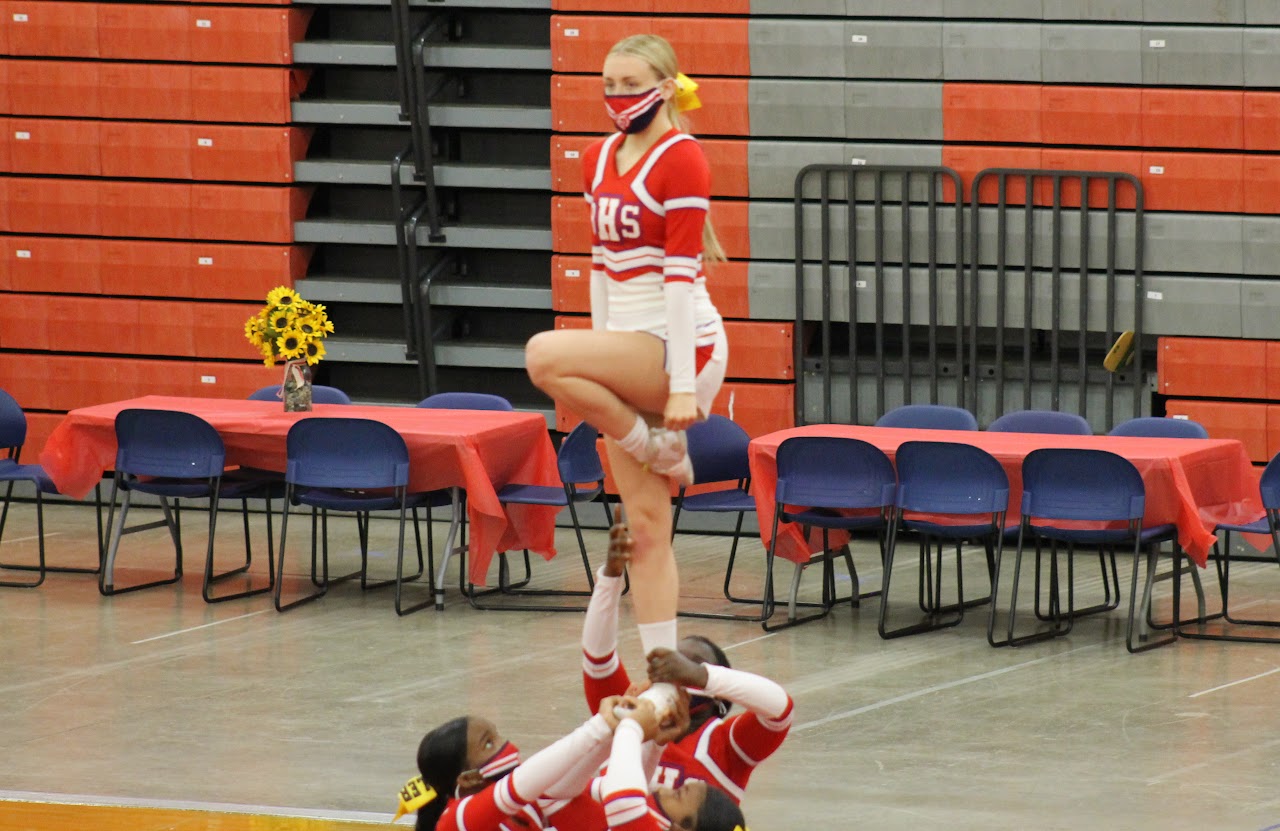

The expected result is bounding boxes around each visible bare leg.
[606,439,678,625]
[526,329,669,440]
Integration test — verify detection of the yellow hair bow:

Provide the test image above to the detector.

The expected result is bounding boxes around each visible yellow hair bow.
[733,825,750,831]
[673,72,701,112]
[392,776,438,823]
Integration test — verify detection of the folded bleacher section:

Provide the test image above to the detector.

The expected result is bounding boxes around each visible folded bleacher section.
[0,0,314,456]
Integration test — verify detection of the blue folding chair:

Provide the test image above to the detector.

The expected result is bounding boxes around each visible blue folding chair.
[880,441,1009,639]
[994,448,1178,652]
[99,409,274,600]
[0,389,103,587]
[1108,416,1209,440]
[875,404,979,431]
[417,392,513,411]
[764,436,895,632]
[273,418,433,615]
[1175,450,1280,643]
[671,415,762,621]
[462,420,611,612]
[988,410,1092,436]
[249,384,353,405]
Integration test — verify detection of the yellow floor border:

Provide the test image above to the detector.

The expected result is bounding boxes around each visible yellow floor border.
[0,793,393,831]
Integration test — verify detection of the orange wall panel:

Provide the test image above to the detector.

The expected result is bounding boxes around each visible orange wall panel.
[551,135,746,197]
[1243,156,1280,215]
[188,302,262,359]
[189,6,311,64]
[943,83,1041,144]
[7,60,100,117]
[1165,400,1268,463]
[190,243,310,300]
[1157,336,1266,400]
[1041,86,1141,147]
[941,146,1043,204]
[722,321,793,380]
[100,181,193,239]
[23,413,64,462]
[7,177,102,235]
[191,67,307,124]
[101,121,193,179]
[98,3,191,61]
[100,63,193,121]
[1037,149,1141,210]
[190,185,310,243]
[7,1,99,57]
[1245,92,1280,151]
[191,125,306,183]
[5,236,104,294]
[1266,343,1280,401]
[1142,89,1243,151]
[552,16,749,75]
[102,240,195,297]
[1141,152,1244,213]
[8,117,102,176]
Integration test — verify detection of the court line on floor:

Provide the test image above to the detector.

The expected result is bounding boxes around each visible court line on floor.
[1188,666,1280,699]
[721,632,778,651]
[1144,735,1280,786]
[0,532,63,545]
[791,644,1101,733]
[0,790,391,823]
[130,611,270,645]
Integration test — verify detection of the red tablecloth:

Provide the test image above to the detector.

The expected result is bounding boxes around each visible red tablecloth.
[748,424,1266,568]
[39,396,560,585]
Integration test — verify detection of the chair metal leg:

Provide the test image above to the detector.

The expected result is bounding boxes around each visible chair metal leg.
[395,504,433,616]
[879,524,967,640]
[99,482,188,596]
[0,484,46,588]
[274,495,328,611]
[761,524,858,632]
[204,494,274,603]
[998,527,1069,647]
[1126,543,1177,653]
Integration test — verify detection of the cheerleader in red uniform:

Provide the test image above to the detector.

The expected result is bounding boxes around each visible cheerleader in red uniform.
[525,32,728,722]
[582,518,793,803]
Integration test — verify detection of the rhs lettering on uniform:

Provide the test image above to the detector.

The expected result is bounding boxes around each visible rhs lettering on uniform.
[592,196,641,242]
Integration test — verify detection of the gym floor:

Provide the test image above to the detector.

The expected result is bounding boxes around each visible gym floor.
[2,501,1279,830]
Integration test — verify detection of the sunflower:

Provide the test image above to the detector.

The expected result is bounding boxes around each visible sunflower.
[270,308,296,331]
[244,315,265,347]
[276,328,306,360]
[266,286,302,310]
[303,339,327,366]
[295,316,319,337]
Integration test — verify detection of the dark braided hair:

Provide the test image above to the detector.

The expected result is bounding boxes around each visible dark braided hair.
[414,716,469,831]
[695,786,745,831]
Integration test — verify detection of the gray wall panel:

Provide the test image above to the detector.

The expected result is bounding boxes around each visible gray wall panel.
[1144,0,1245,22]
[1043,0,1143,20]
[749,80,846,138]
[1042,25,1143,84]
[1245,29,1280,86]
[1242,281,1280,338]
[844,21,943,80]
[751,141,848,199]
[1146,214,1244,275]
[1142,27,1245,85]
[802,375,972,426]
[1243,217,1280,275]
[969,383,1143,431]
[944,23,1042,81]
[749,20,847,78]
[1248,0,1280,24]
[944,0,1042,17]
[846,144,946,200]
[846,81,944,140]
[754,202,963,263]
[1142,276,1243,337]
[848,0,944,15]
[751,261,962,326]
[751,0,845,14]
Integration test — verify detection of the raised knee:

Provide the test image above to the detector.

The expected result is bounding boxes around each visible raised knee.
[524,331,558,386]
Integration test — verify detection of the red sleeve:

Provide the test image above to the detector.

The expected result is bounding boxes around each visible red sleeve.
[583,657,631,715]
[696,697,794,791]
[649,137,710,284]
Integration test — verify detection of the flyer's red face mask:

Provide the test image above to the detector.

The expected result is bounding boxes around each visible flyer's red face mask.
[605,87,664,134]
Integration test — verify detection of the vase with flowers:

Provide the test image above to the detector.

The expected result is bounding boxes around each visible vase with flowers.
[244,287,334,412]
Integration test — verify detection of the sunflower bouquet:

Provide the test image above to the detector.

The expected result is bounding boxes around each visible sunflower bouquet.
[244,286,334,367]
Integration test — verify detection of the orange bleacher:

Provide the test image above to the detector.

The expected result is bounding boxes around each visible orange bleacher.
[0,0,308,458]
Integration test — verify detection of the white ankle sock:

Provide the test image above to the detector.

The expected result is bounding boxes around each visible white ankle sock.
[617,415,650,462]
[637,619,678,657]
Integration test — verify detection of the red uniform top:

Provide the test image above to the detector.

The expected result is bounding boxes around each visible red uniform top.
[582,128,722,391]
